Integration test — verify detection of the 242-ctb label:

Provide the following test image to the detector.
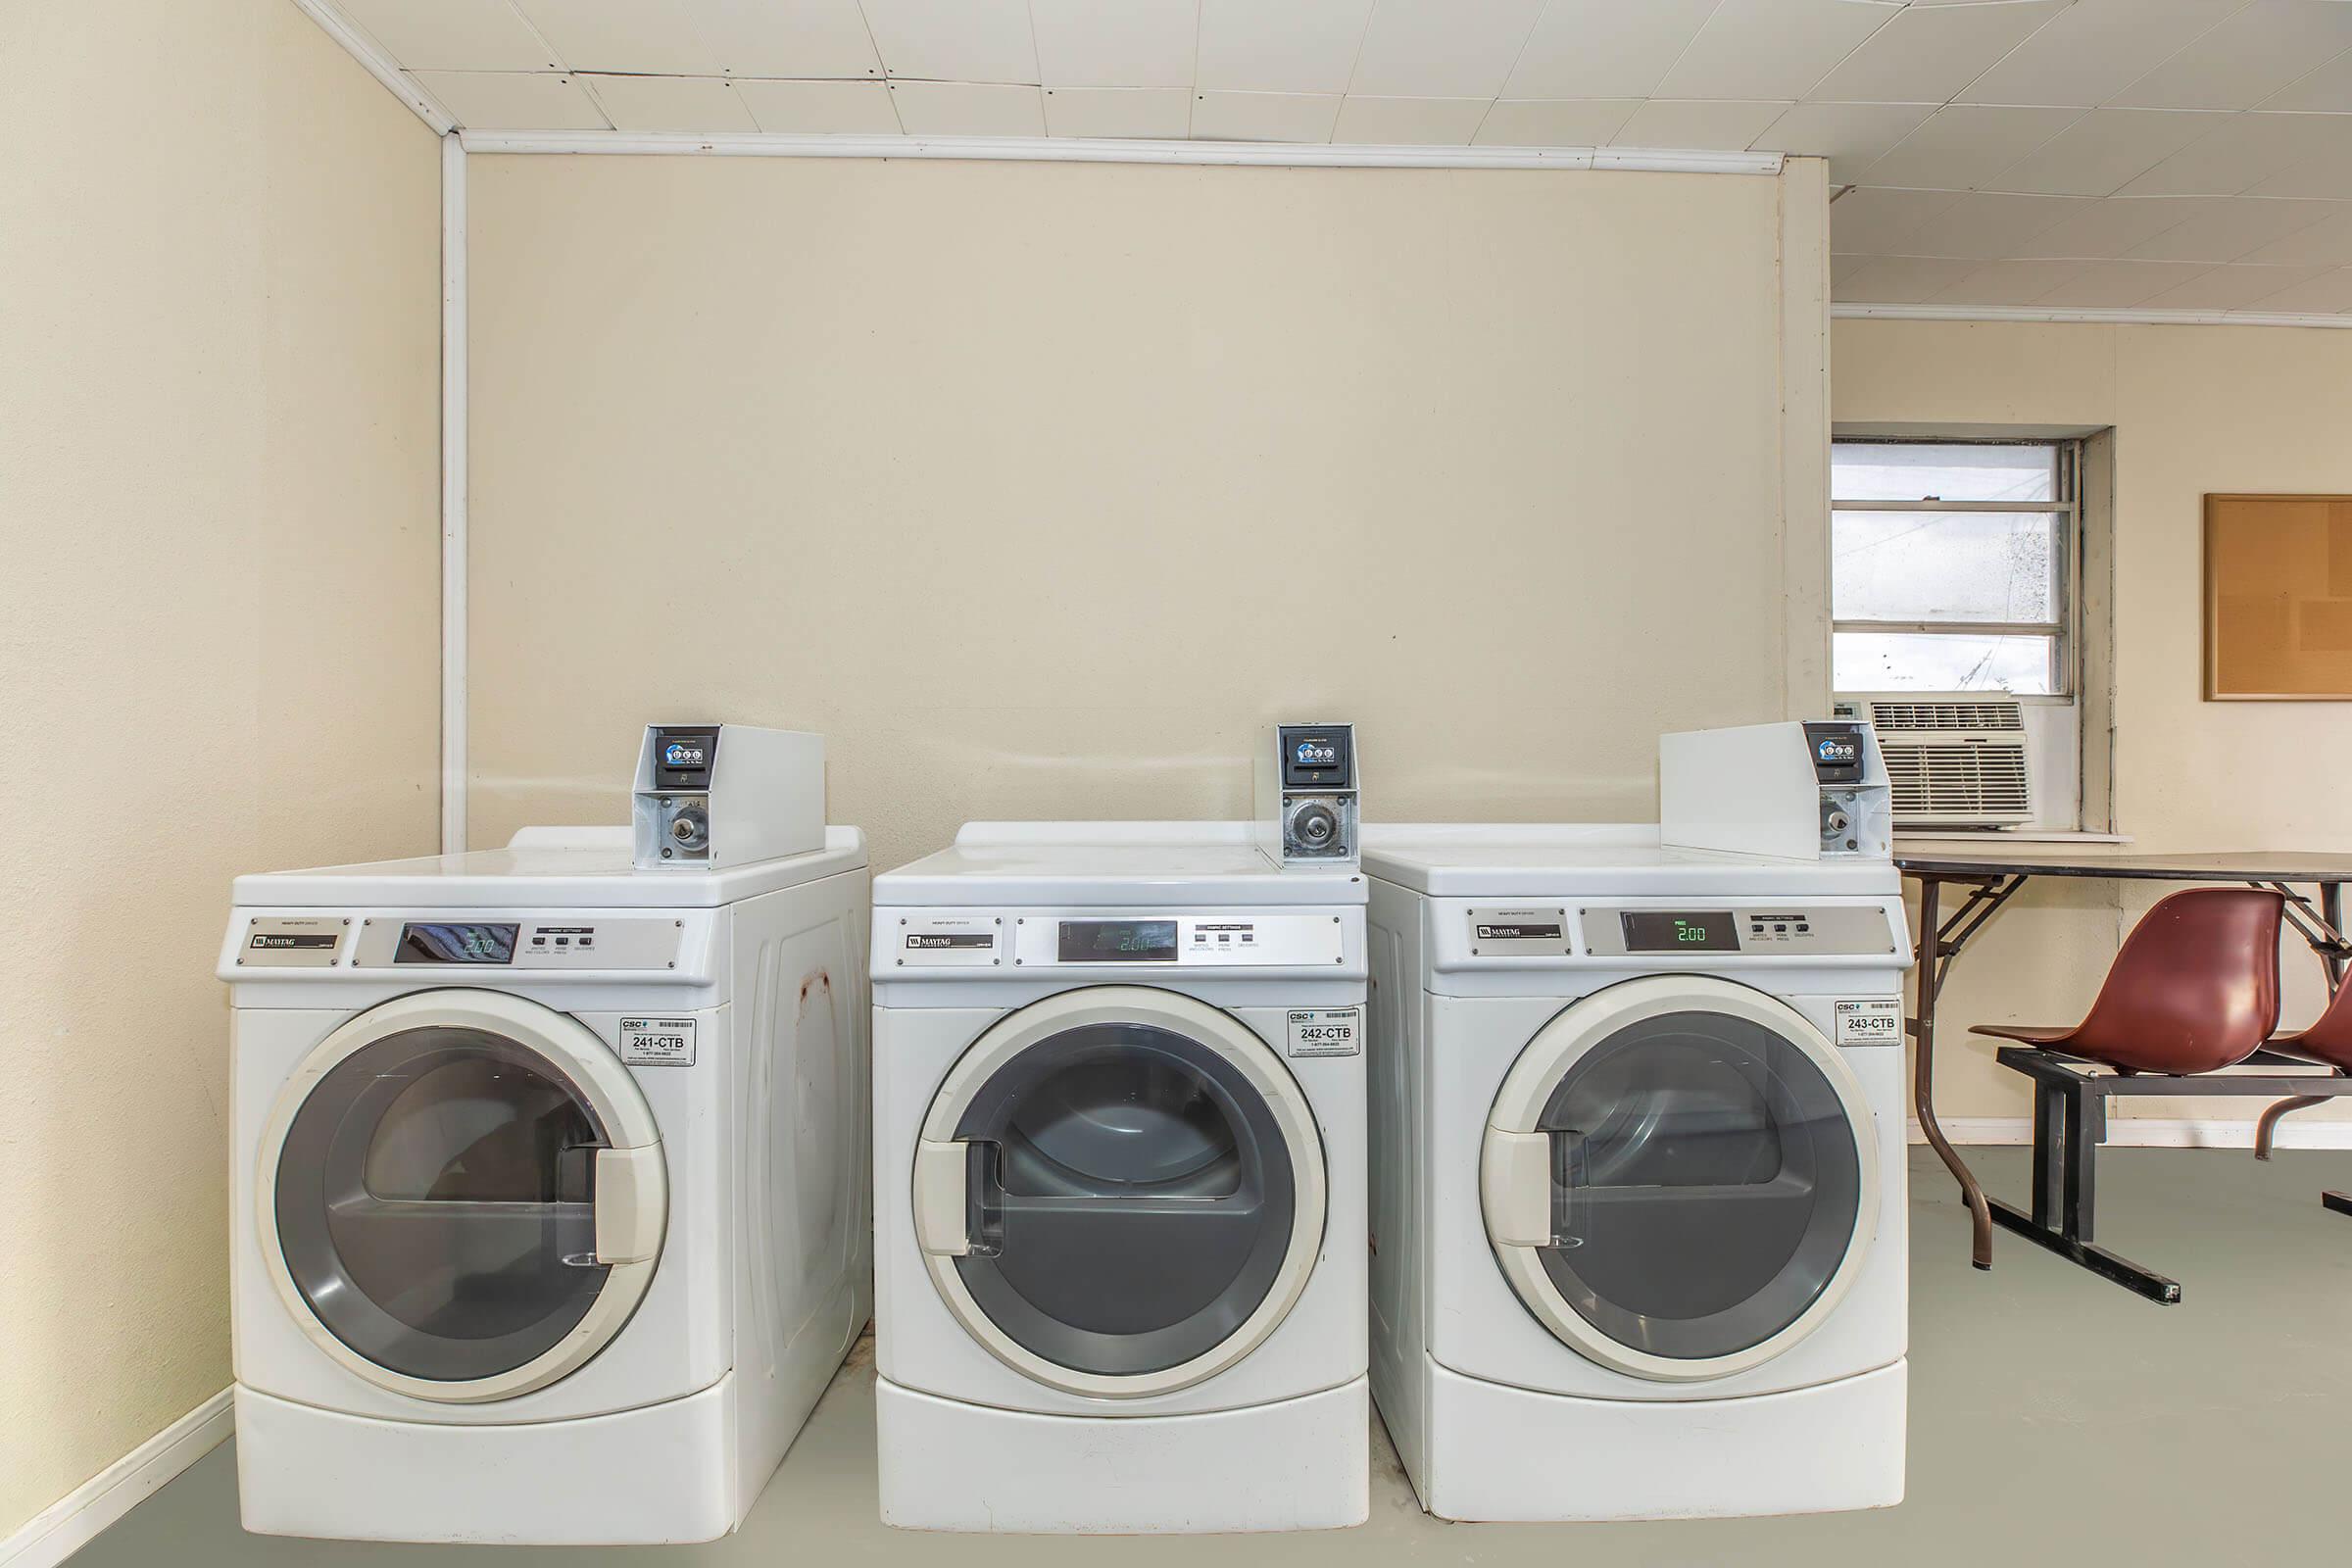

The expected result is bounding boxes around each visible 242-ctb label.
[1287,1007,1361,1058]
[619,1017,697,1065]
[1835,999,1901,1045]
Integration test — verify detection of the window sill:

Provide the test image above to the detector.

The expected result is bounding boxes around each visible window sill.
[1894,829,2130,846]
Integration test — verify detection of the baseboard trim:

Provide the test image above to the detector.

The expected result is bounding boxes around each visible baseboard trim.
[0,1388,233,1568]
[1911,1117,2352,1151]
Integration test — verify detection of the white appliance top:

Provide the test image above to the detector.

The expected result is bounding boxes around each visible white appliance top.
[1361,823,1901,898]
[875,821,1366,908]
[232,825,867,909]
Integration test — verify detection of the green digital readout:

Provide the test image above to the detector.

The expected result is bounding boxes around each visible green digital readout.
[1620,911,1740,954]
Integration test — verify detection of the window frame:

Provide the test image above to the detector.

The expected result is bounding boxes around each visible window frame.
[1830,437,2081,701]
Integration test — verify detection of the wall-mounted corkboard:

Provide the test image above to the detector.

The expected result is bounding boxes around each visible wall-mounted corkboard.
[2206,494,2352,701]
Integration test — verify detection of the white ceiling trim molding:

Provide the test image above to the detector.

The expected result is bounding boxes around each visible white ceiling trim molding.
[454,127,1784,173]
[288,0,457,133]
[1833,302,2352,330]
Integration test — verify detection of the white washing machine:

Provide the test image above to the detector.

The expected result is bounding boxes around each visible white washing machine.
[221,824,870,1544]
[1363,823,1912,1522]
[870,822,1369,1533]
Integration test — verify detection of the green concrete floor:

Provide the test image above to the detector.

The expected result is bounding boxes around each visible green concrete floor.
[72,1148,2352,1566]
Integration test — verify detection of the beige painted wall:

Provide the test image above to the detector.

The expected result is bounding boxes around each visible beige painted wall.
[1835,318,2352,1128]
[0,0,441,1537]
[466,155,1829,871]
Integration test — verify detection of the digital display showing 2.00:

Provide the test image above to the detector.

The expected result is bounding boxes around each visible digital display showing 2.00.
[1620,911,1740,954]
[1058,920,1180,962]
[395,922,520,964]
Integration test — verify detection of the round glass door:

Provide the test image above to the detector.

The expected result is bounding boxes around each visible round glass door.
[259,991,666,1403]
[1481,977,1877,1382]
[913,987,1326,1398]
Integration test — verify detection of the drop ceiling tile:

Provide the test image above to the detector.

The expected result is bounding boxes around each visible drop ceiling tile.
[1922,259,2096,308]
[1195,0,1372,94]
[1475,98,1641,147]
[1986,109,2223,196]
[1654,0,1898,103]
[1855,105,2083,190]
[2245,120,2352,196]
[1836,255,1987,304]
[513,0,881,77]
[1502,0,1716,100]
[1028,0,1199,89]
[2134,261,2338,309]
[732,78,903,134]
[2114,1,2352,110]
[2234,203,2352,265]
[580,73,757,132]
[2261,47,2352,110]
[2235,264,2352,310]
[1828,185,1967,255]
[1958,0,2244,109]
[1896,191,2092,259]
[862,0,1038,84]
[1331,95,1490,144]
[1611,99,1791,152]
[337,0,555,72]
[888,80,1046,135]
[2011,195,2217,258]
[412,70,612,129]
[1042,87,1193,138]
[1810,0,2069,105]
[2123,196,2338,261]
[1348,0,1545,99]
[2027,259,2216,308]
[1749,102,1936,184]
[2113,111,2339,195]
[1191,90,1344,142]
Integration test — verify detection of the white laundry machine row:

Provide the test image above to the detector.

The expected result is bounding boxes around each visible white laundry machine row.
[1363,824,1913,1523]
[221,824,870,1544]
[869,822,1370,1534]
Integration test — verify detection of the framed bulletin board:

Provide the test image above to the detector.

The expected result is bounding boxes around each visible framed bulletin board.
[2205,494,2352,701]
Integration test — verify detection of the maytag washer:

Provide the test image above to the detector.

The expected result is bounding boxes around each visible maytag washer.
[1363,820,1911,1522]
[222,730,868,1544]
[871,821,1369,1533]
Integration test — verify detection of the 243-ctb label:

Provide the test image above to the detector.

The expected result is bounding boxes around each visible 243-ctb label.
[1287,1007,1361,1058]
[1835,999,1901,1045]
[619,1017,697,1065]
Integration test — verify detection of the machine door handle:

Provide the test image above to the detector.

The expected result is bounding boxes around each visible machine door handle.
[913,1139,972,1256]
[592,1145,666,1265]
[1482,1128,1556,1250]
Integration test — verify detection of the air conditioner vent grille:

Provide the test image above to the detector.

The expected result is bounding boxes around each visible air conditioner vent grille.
[1881,743,2033,819]
[1867,700,2026,733]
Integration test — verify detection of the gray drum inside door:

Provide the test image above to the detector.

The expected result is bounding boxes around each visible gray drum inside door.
[272,1024,614,1383]
[1531,1009,1863,1362]
[949,1020,1298,1378]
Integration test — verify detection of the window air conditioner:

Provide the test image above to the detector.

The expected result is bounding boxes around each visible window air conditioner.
[1831,695,2034,828]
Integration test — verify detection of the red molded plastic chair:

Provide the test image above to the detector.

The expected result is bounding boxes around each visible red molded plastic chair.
[1970,887,2285,1075]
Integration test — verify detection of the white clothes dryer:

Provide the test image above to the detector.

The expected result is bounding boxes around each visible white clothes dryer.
[1364,824,1912,1522]
[221,825,869,1544]
[870,822,1368,1533]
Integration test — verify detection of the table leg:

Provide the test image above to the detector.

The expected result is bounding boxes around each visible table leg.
[1912,875,1995,1269]
[2324,882,2346,988]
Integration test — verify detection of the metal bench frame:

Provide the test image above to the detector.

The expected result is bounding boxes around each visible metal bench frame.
[1990,1046,2352,1304]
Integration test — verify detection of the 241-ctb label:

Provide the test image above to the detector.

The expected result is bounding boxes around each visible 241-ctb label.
[619,1017,697,1065]
[1287,1008,1361,1058]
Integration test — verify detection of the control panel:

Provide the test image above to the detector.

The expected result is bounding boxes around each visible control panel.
[1577,904,1902,959]
[631,722,825,870]
[346,915,686,970]
[890,913,1350,969]
[1453,904,1904,961]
